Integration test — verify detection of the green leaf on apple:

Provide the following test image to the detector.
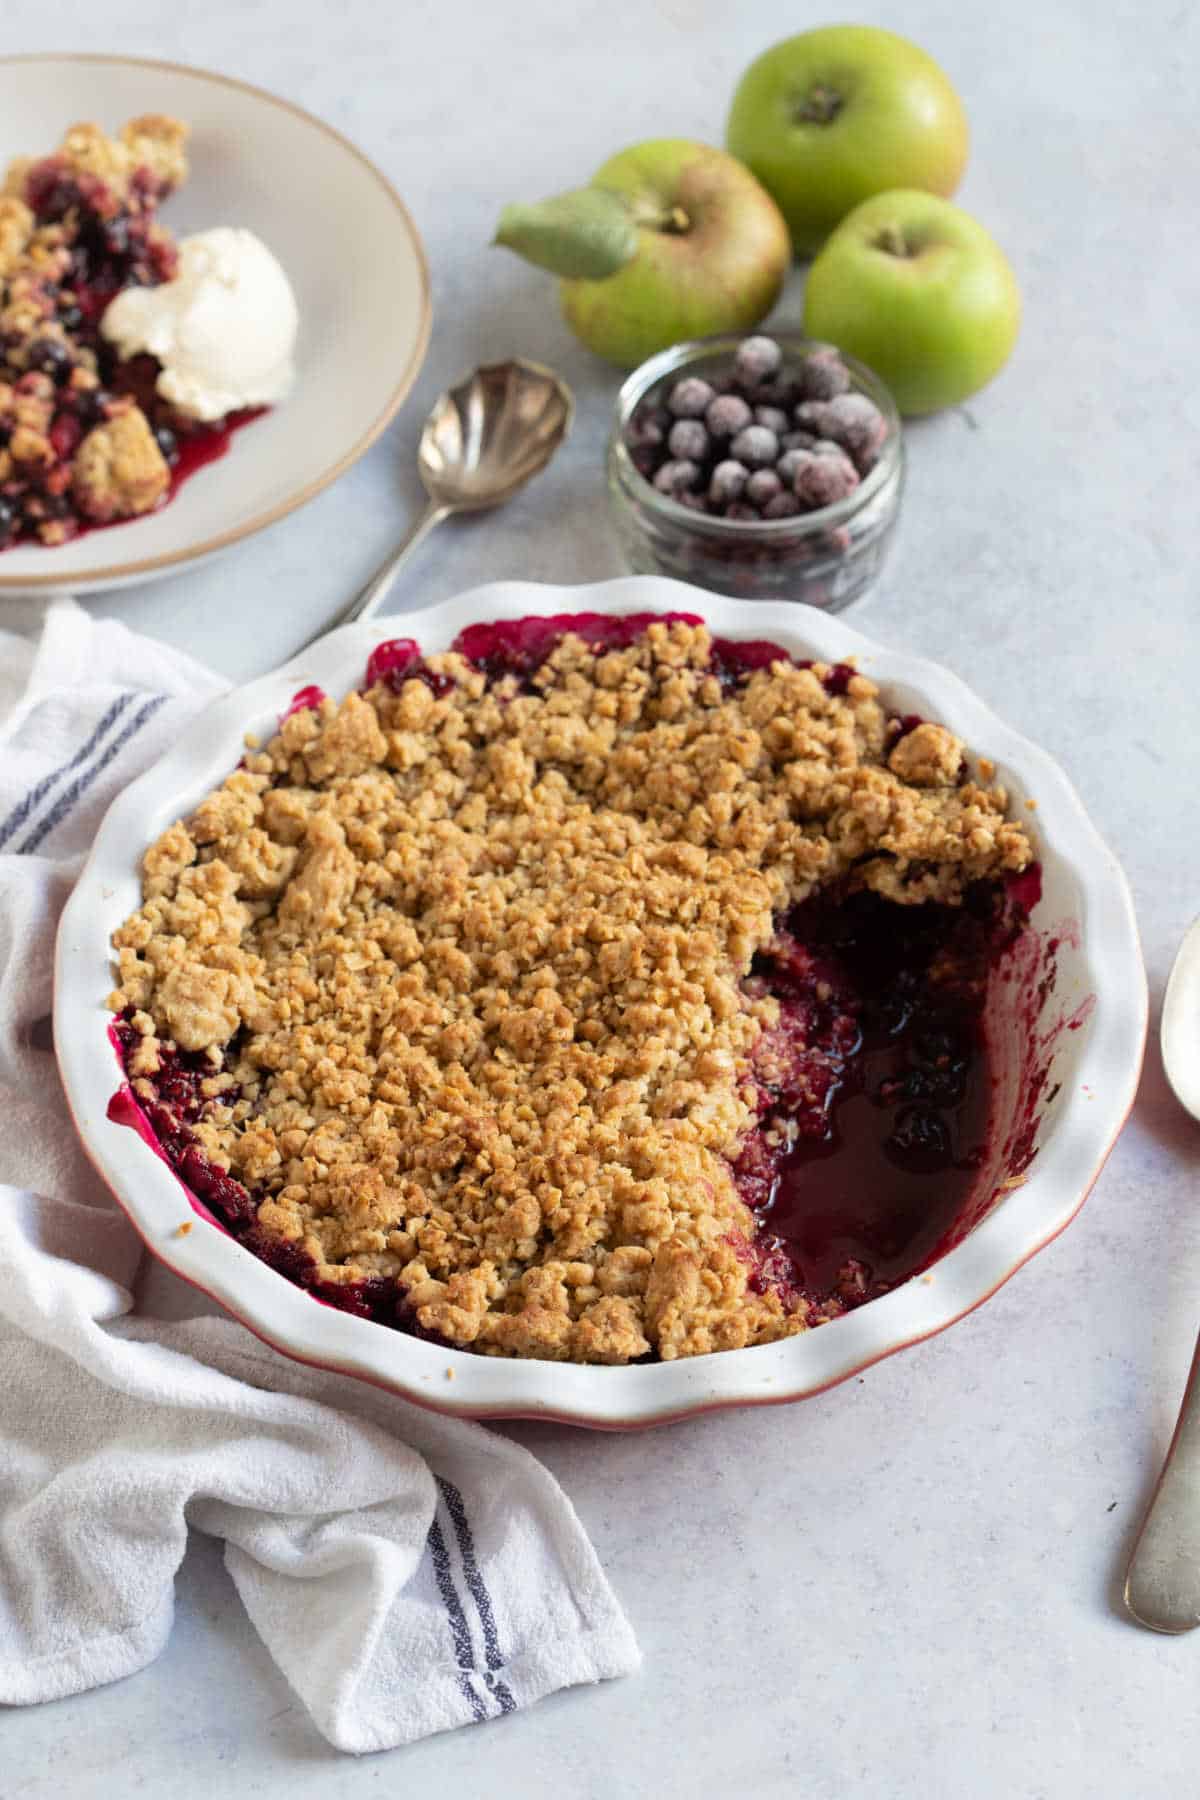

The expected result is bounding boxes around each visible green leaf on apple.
[493,140,791,367]
[493,189,638,281]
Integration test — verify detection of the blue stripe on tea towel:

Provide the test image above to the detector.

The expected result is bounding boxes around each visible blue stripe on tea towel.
[0,691,137,850]
[426,1515,488,1721]
[17,693,168,855]
[436,1476,517,1713]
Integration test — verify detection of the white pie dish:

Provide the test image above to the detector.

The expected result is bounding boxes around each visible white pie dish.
[54,577,1146,1427]
[0,53,430,595]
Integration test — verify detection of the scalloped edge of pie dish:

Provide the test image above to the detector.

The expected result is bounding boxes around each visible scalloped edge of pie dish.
[54,577,1147,1427]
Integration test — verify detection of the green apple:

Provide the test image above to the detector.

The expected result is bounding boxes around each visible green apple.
[726,25,969,256]
[801,190,1020,415]
[495,140,791,368]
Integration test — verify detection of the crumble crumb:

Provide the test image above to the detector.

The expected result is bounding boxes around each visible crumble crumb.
[72,405,171,522]
[887,720,963,787]
[0,196,33,279]
[110,621,1033,1364]
[120,114,190,194]
[4,114,190,203]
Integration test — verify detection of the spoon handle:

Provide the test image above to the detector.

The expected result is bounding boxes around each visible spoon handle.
[1125,1327,1200,1631]
[316,500,451,641]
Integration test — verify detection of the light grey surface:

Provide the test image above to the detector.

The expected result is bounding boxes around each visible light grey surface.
[5,1,1199,1795]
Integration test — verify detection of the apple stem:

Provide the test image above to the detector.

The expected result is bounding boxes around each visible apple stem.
[874,224,914,259]
[632,202,691,235]
[793,83,844,126]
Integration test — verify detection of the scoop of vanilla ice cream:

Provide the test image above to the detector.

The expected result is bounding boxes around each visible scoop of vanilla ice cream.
[101,227,299,423]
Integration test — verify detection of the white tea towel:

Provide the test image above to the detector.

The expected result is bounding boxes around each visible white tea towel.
[0,599,639,1753]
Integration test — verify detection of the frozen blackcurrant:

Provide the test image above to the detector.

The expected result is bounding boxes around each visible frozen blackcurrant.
[729,424,779,467]
[795,393,888,472]
[763,491,801,519]
[753,404,789,435]
[745,467,783,506]
[724,500,761,521]
[627,403,668,450]
[666,376,716,419]
[733,335,782,387]
[708,459,749,506]
[776,447,812,487]
[705,393,753,440]
[780,429,818,453]
[790,447,861,510]
[667,418,709,461]
[653,458,700,495]
[796,350,851,402]
[794,401,832,433]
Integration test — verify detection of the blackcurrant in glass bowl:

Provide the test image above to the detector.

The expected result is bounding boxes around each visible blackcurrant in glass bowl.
[607,333,904,611]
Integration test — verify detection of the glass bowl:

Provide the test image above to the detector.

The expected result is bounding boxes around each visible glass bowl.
[607,334,904,610]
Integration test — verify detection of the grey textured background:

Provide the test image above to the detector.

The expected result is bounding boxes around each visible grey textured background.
[5,3,1199,1795]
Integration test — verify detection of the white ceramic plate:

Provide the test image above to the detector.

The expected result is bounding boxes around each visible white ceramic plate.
[0,54,430,595]
[55,578,1147,1427]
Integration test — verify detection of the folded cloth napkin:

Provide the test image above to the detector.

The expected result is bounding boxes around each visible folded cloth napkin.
[0,598,639,1753]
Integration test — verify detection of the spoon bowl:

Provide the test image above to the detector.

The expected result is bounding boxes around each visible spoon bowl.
[419,360,574,510]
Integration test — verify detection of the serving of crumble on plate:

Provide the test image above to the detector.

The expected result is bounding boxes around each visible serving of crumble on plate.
[0,54,429,592]
[107,611,1038,1365]
[0,114,195,546]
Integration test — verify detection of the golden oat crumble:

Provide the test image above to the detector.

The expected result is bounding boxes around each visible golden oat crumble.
[71,404,170,521]
[109,622,1033,1363]
[2,115,188,205]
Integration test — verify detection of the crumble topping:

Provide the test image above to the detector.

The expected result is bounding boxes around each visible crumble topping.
[109,621,1033,1363]
[3,115,188,206]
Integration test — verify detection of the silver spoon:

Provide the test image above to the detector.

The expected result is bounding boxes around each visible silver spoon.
[1125,913,1200,1631]
[311,358,574,646]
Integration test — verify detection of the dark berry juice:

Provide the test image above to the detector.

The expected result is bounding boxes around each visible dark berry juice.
[735,888,997,1311]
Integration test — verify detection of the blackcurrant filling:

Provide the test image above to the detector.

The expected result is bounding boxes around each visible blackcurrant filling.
[110,615,1033,1349]
[733,886,1000,1312]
